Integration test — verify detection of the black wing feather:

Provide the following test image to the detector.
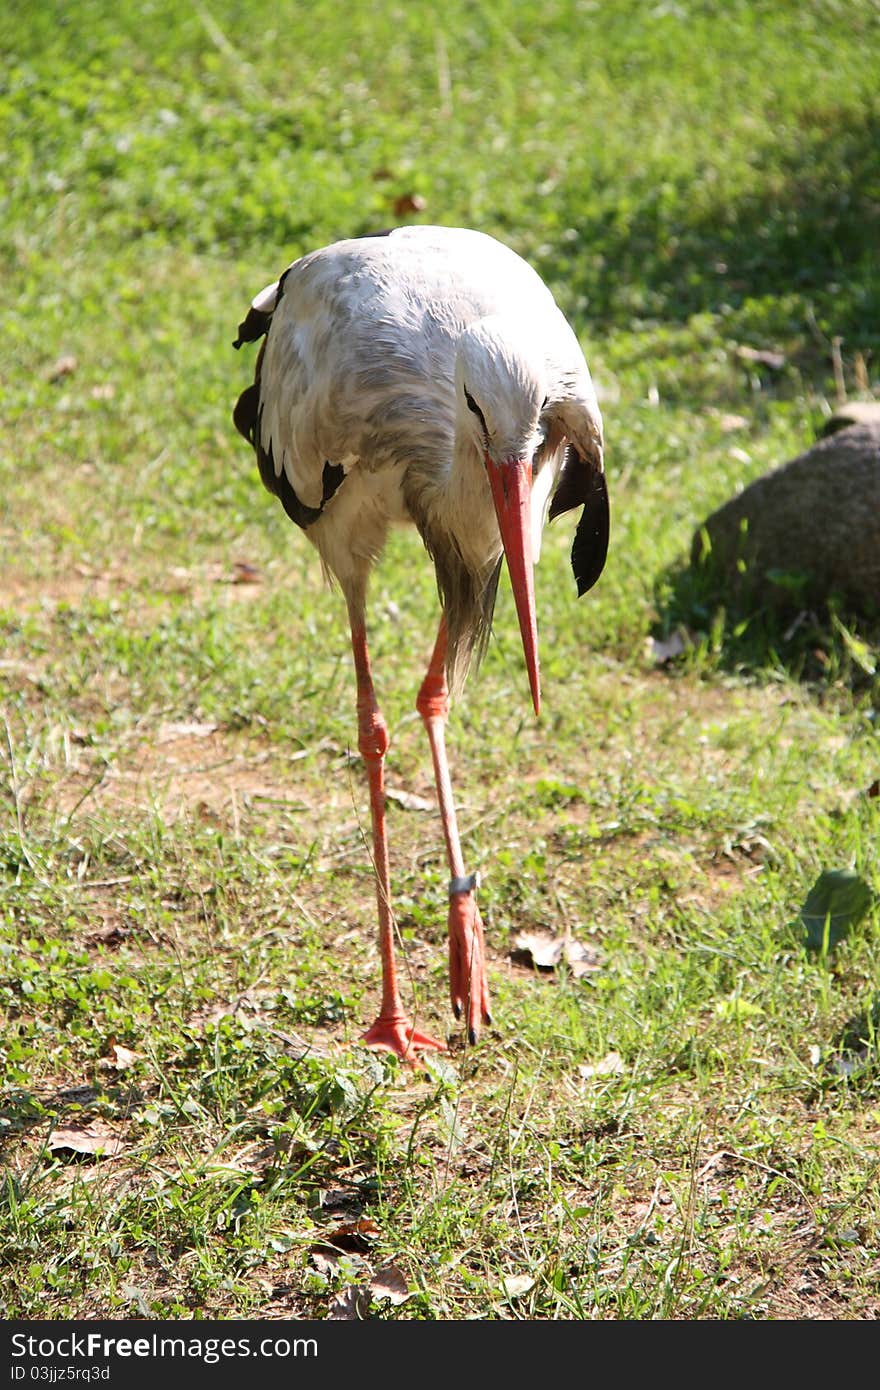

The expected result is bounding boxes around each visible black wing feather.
[549,447,610,597]
[233,277,346,533]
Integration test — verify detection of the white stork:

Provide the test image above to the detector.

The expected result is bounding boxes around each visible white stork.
[233,225,608,1060]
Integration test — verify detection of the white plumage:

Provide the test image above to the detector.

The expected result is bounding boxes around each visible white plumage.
[234,225,609,1059]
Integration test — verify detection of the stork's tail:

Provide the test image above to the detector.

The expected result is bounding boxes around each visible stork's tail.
[232,276,283,442]
[232,278,282,349]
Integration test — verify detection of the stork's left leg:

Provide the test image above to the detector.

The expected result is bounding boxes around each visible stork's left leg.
[417,618,492,1044]
[347,598,446,1061]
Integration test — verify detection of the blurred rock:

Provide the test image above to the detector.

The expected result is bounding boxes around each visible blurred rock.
[693,422,880,615]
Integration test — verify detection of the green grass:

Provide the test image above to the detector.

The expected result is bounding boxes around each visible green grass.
[1,0,879,1321]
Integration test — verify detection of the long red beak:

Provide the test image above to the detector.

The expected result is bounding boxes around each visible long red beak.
[485,456,541,717]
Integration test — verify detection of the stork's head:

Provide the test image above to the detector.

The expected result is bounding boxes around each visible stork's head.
[455,317,551,717]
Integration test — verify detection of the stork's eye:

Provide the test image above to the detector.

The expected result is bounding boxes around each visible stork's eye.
[463,385,488,434]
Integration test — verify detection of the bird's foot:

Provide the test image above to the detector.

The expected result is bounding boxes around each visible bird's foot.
[448,887,491,1044]
[361,1011,446,1063]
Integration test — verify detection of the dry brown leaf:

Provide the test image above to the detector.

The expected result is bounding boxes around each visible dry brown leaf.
[310,1247,368,1277]
[85,922,130,947]
[323,1218,380,1253]
[564,939,602,978]
[368,1264,409,1305]
[48,1122,125,1158]
[90,382,115,400]
[392,192,427,217]
[231,561,261,584]
[99,1038,143,1071]
[719,413,749,432]
[311,1250,342,1277]
[47,354,77,382]
[511,932,601,975]
[327,1286,369,1320]
[320,1186,359,1211]
[511,931,563,970]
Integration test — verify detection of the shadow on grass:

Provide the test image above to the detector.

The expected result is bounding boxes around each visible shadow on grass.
[549,106,880,356]
[652,550,880,702]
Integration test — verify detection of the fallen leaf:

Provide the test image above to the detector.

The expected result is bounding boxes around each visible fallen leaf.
[578,1051,625,1079]
[735,345,786,370]
[320,1187,361,1212]
[231,561,261,584]
[565,939,602,978]
[501,1274,535,1299]
[121,1285,153,1317]
[385,787,434,812]
[309,1250,339,1277]
[90,382,115,400]
[85,923,130,947]
[511,931,563,970]
[368,1264,409,1305]
[99,1038,143,1071]
[310,1248,367,1278]
[47,354,77,382]
[323,1218,380,1253]
[719,413,749,432]
[511,932,601,974]
[797,869,875,952]
[157,721,218,742]
[48,1123,125,1158]
[327,1286,369,1320]
[371,166,395,181]
[392,192,427,217]
[648,629,692,664]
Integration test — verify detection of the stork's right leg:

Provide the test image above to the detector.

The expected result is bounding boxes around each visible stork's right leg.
[417,618,491,1044]
[347,601,445,1061]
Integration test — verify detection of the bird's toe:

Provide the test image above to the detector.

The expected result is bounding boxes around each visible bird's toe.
[448,892,491,1044]
[361,1012,446,1064]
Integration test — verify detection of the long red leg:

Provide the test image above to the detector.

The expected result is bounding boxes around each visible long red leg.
[347,604,445,1061]
[417,617,491,1044]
